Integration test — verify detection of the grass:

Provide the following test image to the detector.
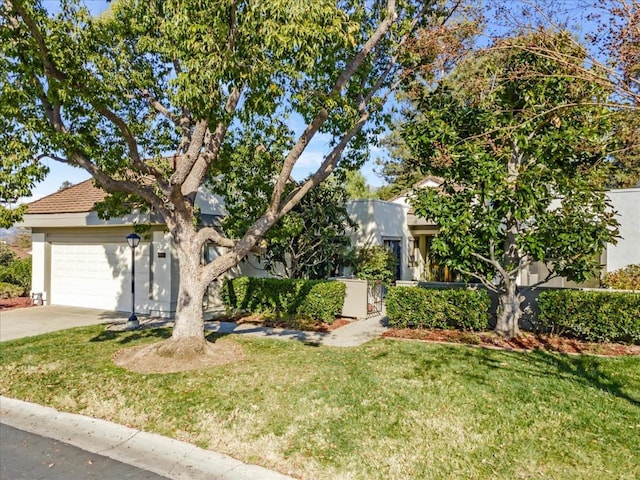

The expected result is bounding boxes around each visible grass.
[1,326,639,480]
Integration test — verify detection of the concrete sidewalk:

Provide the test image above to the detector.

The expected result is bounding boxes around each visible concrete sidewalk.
[1,305,390,347]
[204,310,389,347]
[0,397,294,480]
[0,305,128,342]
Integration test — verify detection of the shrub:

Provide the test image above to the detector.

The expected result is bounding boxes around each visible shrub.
[602,264,640,290]
[222,277,346,323]
[0,244,16,266]
[0,282,22,299]
[537,289,640,344]
[0,257,32,296]
[354,245,398,285]
[386,286,490,331]
[297,281,346,323]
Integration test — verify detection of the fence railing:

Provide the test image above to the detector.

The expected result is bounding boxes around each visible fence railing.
[367,281,383,317]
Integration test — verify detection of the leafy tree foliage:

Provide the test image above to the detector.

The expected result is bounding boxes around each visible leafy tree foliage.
[0,139,48,227]
[0,243,16,267]
[0,0,469,355]
[354,245,398,285]
[344,170,378,200]
[262,180,356,280]
[404,32,620,338]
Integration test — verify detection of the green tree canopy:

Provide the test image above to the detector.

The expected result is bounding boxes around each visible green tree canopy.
[262,180,356,280]
[403,31,620,338]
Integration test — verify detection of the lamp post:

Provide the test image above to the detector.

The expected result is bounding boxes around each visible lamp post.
[126,233,141,330]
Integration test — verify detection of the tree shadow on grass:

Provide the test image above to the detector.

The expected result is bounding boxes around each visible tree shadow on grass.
[90,327,172,345]
[90,327,238,346]
[471,347,640,408]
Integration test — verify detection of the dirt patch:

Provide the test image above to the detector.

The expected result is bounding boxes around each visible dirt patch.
[224,314,353,332]
[113,338,245,374]
[384,328,640,357]
[0,296,32,311]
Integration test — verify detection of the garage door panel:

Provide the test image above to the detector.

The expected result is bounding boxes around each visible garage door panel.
[51,243,149,312]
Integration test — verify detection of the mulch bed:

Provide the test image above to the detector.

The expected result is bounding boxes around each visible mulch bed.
[231,314,352,332]
[0,296,33,311]
[384,328,640,357]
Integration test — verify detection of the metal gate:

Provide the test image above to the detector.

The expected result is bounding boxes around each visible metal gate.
[367,281,383,316]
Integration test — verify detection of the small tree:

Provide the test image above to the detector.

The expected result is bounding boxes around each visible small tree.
[354,245,398,285]
[344,170,377,200]
[403,32,620,338]
[58,180,73,191]
[262,181,356,280]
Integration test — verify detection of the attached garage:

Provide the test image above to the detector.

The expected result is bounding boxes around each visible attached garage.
[50,242,150,312]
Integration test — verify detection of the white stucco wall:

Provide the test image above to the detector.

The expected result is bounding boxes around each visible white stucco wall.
[149,230,177,317]
[195,189,226,216]
[606,188,640,273]
[347,199,417,281]
[30,233,50,302]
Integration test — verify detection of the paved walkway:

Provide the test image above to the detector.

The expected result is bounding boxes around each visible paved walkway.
[0,305,128,342]
[0,305,389,479]
[204,310,389,347]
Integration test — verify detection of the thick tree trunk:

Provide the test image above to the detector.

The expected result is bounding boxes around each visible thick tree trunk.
[172,251,206,341]
[494,280,524,339]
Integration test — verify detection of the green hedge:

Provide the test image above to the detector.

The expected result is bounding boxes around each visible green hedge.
[222,277,346,323]
[386,286,491,331]
[537,290,640,344]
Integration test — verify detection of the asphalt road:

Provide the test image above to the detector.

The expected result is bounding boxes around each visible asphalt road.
[0,423,169,480]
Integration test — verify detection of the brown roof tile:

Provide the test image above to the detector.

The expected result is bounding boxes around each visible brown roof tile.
[27,180,107,214]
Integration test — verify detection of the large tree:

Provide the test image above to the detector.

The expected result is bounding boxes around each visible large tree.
[0,0,472,356]
[403,32,620,338]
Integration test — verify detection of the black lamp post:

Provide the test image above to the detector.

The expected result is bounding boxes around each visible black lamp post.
[126,233,141,330]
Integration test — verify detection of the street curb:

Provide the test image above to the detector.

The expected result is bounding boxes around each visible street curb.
[0,396,296,480]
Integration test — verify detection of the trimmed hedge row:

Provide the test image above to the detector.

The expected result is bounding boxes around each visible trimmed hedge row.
[537,290,640,344]
[222,277,346,323]
[386,286,491,331]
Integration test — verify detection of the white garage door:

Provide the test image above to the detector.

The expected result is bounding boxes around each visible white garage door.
[50,243,150,312]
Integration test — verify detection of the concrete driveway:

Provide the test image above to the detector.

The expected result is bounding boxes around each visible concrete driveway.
[0,306,129,342]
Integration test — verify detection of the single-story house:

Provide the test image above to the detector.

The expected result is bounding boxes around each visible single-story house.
[21,180,268,317]
[353,179,640,287]
[18,179,639,317]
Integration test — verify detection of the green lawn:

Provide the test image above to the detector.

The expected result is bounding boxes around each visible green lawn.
[1,326,639,480]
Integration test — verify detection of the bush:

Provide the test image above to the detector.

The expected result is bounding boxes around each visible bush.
[0,257,32,296]
[602,264,640,290]
[297,281,346,323]
[537,289,640,344]
[222,277,346,323]
[354,245,398,285]
[386,286,491,331]
[0,244,16,267]
[0,282,22,299]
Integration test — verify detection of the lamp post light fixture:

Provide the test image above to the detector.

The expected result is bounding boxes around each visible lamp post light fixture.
[126,233,141,330]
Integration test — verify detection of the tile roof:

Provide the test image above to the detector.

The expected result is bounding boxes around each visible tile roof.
[27,180,107,214]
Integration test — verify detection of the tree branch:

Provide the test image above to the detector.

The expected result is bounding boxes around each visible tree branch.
[269,0,400,211]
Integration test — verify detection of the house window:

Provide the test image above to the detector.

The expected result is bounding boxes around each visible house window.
[383,238,402,280]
